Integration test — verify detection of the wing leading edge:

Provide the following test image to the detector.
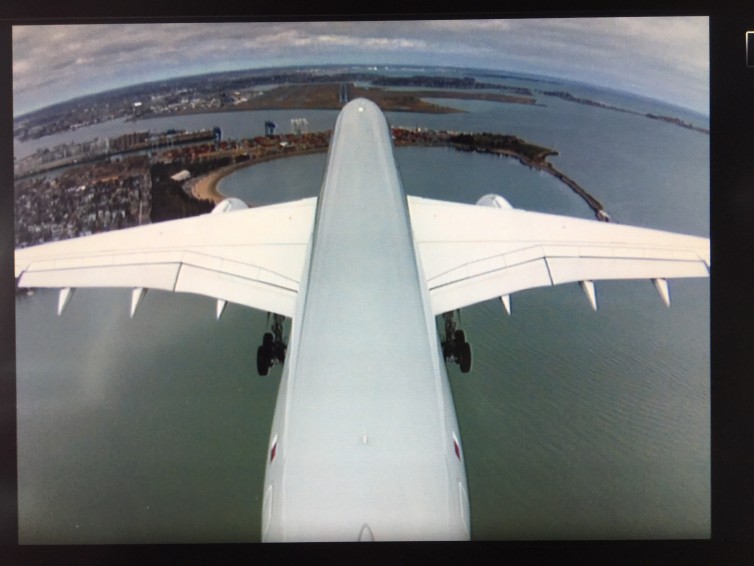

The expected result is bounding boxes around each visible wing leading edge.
[14,197,317,318]
[408,196,710,315]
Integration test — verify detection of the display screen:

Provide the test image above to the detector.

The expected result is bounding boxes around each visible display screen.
[1,8,750,557]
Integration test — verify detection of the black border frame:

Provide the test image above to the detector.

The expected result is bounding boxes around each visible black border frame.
[3,3,754,563]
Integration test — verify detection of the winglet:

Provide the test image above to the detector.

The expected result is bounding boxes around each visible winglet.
[130,288,147,318]
[580,280,597,311]
[57,288,74,316]
[216,300,227,320]
[500,295,511,315]
[653,278,671,307]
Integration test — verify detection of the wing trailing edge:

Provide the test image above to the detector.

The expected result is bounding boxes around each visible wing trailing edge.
[408,196,709,315]
[15,198,318,318]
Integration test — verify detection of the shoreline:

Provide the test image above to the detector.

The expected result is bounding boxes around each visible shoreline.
[189,131,608,221]
[190,160,250,203]
[191,146,330,204]
[489,148,608,220]
[135,84,537,123]
[395,136,607,220]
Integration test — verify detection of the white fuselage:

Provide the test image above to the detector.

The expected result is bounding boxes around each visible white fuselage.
[262,99,470,542]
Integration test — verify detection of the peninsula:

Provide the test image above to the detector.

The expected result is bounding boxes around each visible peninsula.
[540,90,709,135]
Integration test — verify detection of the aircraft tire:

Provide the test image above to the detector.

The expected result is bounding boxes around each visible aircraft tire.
[257,345,270,376]
[459,341,472,374]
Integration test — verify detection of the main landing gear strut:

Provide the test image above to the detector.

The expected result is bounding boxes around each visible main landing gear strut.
[256,313,287,376]
[441,310,472,374]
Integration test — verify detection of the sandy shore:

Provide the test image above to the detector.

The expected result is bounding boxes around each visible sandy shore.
[190,147,330,204]
[190,161,250,203]
[189,136,607,221]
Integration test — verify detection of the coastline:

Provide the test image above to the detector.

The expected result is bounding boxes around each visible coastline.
[490,148,608,219]
[190,161,248,203]
[189,131,608,221]
[135,83,537,124]
[191,146,330,204]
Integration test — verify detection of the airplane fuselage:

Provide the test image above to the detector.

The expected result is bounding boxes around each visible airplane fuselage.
[261,99,470,541]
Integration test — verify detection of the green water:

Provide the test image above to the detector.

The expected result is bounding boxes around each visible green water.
[16,79,709,542]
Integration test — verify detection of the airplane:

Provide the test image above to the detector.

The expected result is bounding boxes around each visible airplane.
[14,98,710,542]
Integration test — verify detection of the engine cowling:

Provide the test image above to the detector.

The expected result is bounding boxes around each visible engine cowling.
[211,197,249,214]
[476,194,513,210]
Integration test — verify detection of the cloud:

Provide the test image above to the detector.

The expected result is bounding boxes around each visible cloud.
[12,18,709,115]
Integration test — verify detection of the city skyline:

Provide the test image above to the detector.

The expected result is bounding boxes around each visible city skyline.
[13,18,709,116]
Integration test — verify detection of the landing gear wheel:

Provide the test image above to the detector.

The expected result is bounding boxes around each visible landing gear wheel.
[257,346,271,376]
[459,341,472,374]
[257,315,288,375]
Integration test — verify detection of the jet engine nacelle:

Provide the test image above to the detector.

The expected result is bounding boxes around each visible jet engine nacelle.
[476,194,513,210]
[212,197,249,214]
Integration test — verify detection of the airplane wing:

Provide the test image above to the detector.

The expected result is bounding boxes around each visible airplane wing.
[408,196,710,315]
[14,197,317,318]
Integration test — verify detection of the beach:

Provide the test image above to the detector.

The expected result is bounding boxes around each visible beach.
[190,146,331,205]
[189,161,249,203]
[189,132,609,220]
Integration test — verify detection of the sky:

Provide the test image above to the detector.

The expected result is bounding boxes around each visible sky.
[12,18,709,116]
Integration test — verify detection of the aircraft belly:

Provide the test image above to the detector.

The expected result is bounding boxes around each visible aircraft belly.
[266,100,467,541]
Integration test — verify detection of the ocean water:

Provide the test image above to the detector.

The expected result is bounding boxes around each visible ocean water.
[15,75,710,542]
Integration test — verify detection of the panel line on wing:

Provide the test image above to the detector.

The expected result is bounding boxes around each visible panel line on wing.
[543,256,555,286]
[420,241,705,283]
[21,260,301,295]
[173,262,299,294]
[172,261,183,292]
[22,256,301,290]
[427,254,708,292]
[426,256,544,290]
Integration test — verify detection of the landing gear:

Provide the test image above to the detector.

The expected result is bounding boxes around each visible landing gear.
[441,311,473,374]
[458,341,472,374]
[256,314,287,376]
[256,345,271,376]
